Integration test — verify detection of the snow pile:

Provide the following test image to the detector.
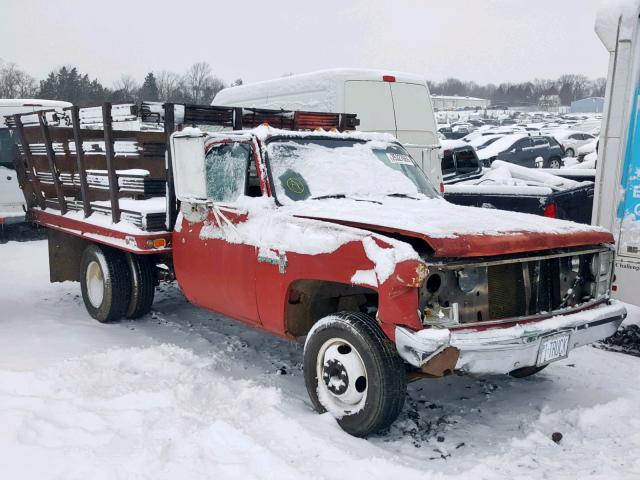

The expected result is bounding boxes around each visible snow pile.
[445,160,588,196]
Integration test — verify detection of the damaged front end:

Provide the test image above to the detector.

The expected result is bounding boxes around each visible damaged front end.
[395,246,627,375]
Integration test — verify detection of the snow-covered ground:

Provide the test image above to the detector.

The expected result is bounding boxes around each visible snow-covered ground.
[1,239,639,479]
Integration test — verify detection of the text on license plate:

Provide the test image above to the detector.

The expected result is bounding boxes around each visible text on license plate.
[537,332,570,366]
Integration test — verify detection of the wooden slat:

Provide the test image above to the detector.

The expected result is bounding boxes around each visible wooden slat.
[102,103,120,223]
[70,106,91,217]
[38,112,67,214]
[164,103,177,230]
[13,115,46,209]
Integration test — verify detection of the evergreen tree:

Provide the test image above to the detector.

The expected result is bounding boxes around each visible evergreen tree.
[139,72,159,101]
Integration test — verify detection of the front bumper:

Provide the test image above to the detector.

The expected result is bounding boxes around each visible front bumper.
[395,301,627,375]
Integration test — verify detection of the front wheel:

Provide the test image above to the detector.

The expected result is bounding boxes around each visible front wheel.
[303,312,406,437]
[565,147,575,157]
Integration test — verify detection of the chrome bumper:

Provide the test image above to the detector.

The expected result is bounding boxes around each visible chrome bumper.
[395,301,627,375]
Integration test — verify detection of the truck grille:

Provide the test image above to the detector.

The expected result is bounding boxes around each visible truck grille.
[488,263,527,318]
[487,256,585,319]
[420,249,610,326]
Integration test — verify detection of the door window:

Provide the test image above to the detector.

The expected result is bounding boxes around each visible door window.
[512,138,532,150]
[204,142,251,202]
[532,137,550,147]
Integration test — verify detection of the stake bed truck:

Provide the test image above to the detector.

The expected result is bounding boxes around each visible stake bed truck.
[7,102,626,437]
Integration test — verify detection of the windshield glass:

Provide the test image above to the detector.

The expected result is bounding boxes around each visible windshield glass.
[266,137,438,204]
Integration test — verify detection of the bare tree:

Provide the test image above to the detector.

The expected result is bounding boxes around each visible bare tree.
[183,62,212,104]
[113,74,139,101]
[591,77,607,97]
[156,70,182,101]
[0,61,38,98]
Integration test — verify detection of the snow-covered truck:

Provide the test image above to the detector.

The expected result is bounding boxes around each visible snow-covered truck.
[593,1,640,306]
[7,102,626,437]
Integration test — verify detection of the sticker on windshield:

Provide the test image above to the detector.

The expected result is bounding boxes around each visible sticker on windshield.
[278,169,311,201]
[387,153,413,165]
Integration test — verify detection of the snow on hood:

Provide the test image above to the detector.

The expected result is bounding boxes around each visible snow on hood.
[281,195,610,257]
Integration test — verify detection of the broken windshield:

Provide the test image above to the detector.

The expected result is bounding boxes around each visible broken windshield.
[265,137,438,204]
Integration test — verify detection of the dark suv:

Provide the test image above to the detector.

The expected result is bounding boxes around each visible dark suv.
[484,135,565,168]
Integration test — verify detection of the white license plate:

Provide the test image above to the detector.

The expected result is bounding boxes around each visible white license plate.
[537,332,571,366]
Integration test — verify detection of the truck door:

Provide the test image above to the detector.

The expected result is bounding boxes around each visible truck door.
[172,140,260,324]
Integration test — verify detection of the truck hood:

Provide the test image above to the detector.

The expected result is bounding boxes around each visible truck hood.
[283,196,612,258]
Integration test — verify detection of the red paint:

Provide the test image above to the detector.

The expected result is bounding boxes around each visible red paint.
[31,209,171,254]
[382,75,396,82]
[544,202,557,218]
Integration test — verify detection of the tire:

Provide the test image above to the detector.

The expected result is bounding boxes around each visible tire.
[303,311,406,437]
[509,364,548,378]
[547,157,562,169]
[565,147,575,157]
[80,244,131,323]
[125,253,156,319]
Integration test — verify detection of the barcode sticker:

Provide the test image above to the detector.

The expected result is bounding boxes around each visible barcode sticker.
[387,153,413,165]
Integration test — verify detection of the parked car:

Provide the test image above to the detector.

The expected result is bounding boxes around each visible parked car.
[577,138,599,162]
[467,134,504,150]
[476,134,565,168]
[552,130,596,157]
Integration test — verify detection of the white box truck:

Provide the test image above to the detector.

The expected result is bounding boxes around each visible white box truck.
[212,69,443,189]
[594,1,640,305]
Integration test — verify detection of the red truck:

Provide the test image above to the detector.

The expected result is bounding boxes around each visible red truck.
[8,103,626,437]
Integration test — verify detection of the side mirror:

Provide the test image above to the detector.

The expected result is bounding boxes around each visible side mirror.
[170,128,207,202]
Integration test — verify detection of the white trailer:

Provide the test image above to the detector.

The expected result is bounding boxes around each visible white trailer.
[212,69,443,189]
[593,1,640,305]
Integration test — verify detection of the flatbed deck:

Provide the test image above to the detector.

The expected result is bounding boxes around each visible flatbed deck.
[30,209,172,254]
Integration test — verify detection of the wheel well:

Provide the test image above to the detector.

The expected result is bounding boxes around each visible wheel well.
[285,280,378,338]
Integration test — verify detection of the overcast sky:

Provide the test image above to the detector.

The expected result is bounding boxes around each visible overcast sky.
[1,0,610,87]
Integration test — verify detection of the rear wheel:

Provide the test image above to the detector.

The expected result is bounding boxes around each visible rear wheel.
[80,244,131,323]
[303,312,406,437]
[125,253,156,319]
[509,364,548,378]
[548,157,562,169]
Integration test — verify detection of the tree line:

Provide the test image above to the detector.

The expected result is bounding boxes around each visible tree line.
[1,58,605,107]
[0,60,242,106]
[428,75,606,106]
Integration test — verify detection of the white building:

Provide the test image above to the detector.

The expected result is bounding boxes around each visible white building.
[431,95,490,111]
